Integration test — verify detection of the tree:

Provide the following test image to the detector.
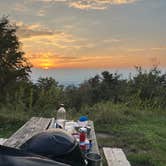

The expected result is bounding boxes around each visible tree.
[0,17,31,97]
[101,71,122,102]
[34,77,64,111]
[37,77,58,91]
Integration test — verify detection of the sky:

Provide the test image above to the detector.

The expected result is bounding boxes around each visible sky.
[0,0,166,69]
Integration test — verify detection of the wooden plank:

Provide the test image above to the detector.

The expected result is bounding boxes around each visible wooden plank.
[88,121,100,154]
[0,138,8,145]
[3,117,51,148]
[103,147,131,166]
[113,148,128,161]
[48,118,55,129]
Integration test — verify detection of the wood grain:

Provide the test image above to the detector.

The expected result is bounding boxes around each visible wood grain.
[3,117,51,148]
[103,147,131,166]
[88,121,100,154]
[0,138,8,145]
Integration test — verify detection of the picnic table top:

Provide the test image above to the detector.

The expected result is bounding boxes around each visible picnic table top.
[2,117,132,166]
[3,117,100,154]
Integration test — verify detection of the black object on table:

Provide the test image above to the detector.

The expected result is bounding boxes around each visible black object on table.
[0,145,70,166]
[20,129,86,166]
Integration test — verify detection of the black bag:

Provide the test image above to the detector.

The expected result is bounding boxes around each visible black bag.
[0,145,70,166]
[20,129,86,166]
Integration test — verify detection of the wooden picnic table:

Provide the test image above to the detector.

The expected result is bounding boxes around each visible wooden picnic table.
[1,117,132,166]
[3,117,100,155]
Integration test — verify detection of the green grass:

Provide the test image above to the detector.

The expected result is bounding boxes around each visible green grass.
[0,105,56,137]
[0,123,23,138]
[0,102,166,166]
[0,109,27,138]
[94,105,166,166]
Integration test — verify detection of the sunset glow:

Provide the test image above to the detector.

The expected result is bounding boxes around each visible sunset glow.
[1,0,165,69]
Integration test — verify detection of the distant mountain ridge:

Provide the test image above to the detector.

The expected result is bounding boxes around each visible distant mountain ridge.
[30,68,166,86]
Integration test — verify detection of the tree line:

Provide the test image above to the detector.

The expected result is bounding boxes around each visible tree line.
[0,17,166,114]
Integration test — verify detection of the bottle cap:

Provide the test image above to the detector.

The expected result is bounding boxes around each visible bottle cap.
[79,116,88,122]
[60,103,64,107]
[79,127,87,133]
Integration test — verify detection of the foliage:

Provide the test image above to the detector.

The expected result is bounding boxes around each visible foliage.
[0,17,31,101]
[33,77,64,112]
[63,67,166,110]
[81,102,166,166]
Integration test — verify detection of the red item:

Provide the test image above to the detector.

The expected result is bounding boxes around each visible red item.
[79,132,86,142]
[80,142,86,151]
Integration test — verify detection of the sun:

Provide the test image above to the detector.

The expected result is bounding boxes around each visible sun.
[41,62,53,69]
[25,52,55,69]
[43,66,49,70]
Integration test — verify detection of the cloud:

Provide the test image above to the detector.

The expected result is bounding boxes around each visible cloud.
[33,0,67,2]
[22,33,95,52]
[103,38,122,43]
[17,22,54,38]
[37,9,46,16]
[127,48,145,52]
[69,0,106,10]
[26,52,89,69]
[13,3,28,12]
[16,22,96,57]
[127,47,166,53]
[150,47,166,51]
[33,0,138,10]
[69,0,138,10]
[26,48,166,69]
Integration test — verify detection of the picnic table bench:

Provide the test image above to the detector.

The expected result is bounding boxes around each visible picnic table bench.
[103,147,131,166]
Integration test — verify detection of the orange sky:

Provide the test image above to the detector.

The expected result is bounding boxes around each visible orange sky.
[2,0,165,69]
[25,50,166,69]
